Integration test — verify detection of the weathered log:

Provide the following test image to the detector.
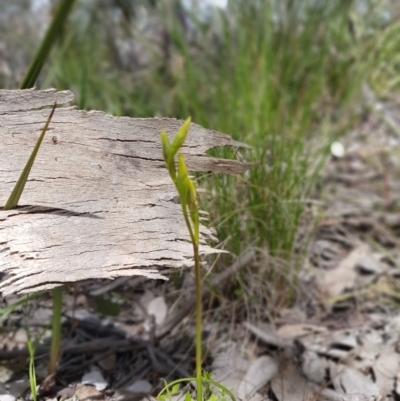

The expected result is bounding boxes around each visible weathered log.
[0,89,252,296]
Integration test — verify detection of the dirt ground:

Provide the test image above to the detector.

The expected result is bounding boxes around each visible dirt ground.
[2,98,400,401]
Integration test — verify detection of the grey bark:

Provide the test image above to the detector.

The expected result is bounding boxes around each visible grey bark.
[0,89,252,296]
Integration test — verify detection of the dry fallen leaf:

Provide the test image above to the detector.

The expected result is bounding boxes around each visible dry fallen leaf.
[373,348,399,397]
[76,384,106,401]
[212,341,250,397]
[125,379,152,394]
[329,362,379,398]
[270,364,314,401]
[238,355,279,400]
[81,368,108,391]
[300,350,327,385]
[315,386,370,401]
[316,246,366,298]
[276,324,327,339]
[146,296,168,327]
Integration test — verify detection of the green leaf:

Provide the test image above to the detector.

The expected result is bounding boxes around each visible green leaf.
[203,370,213,380]
[171,383,180,395]
[187,179,197,212]
[161,130,177,181]
[170,117,191,156]
[3,103,57,210]
[176,153,190,203]
[186,179,199,243]
[161,130,171,164]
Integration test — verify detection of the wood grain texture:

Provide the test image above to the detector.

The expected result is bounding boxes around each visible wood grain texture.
[0,89,252,296]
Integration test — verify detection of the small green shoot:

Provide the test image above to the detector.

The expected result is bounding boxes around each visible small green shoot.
[23,301,51,401]
[158,380,181,401]
[157,375,235,401]
[23,300,38,401]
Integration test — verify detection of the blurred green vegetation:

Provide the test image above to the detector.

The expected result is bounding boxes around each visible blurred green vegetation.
[3,0,400,302]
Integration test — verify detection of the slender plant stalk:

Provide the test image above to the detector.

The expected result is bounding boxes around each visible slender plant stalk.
[19,0,77,89]
[182,209,202,401]
[49,286,63,376]
[194,245,202,401]
[160,119,204,400]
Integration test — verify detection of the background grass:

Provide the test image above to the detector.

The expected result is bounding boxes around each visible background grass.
[2,0,400,306]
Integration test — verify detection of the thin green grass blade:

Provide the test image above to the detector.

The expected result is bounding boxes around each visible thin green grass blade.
[19,0,77,89]
[3,103,56,210]
[22,298,38,401]
[27,338,38,401]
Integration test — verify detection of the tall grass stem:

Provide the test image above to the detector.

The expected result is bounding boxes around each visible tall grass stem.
[19,0,77,89]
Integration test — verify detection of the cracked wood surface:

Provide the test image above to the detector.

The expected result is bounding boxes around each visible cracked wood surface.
[0,88,252,296]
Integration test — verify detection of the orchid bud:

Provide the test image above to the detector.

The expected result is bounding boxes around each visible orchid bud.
[176,153,189,204]
[170,117,191,156]
[161,131,170,164]
[161,131,176,180]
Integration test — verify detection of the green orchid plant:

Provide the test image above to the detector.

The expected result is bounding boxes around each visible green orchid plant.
[158,119,235,401]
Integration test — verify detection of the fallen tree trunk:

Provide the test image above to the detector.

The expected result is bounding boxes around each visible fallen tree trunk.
[0,88,252,296]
